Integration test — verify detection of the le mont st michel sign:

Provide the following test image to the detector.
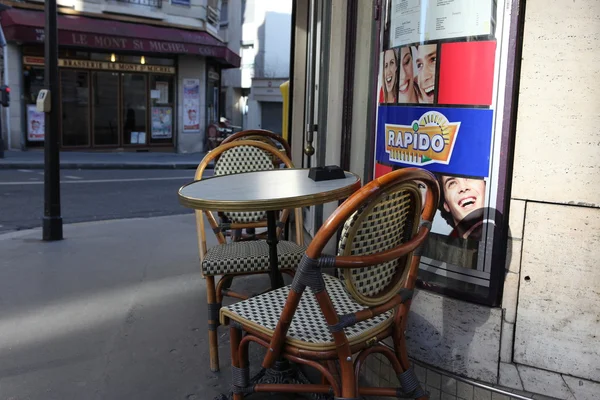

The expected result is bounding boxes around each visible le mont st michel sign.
[59,32,225,58]
[23,56,176,74]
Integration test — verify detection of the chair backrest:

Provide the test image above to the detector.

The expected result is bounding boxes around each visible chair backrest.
[219,129,291,167]
[306,168,439,307]
[213,143,275,223]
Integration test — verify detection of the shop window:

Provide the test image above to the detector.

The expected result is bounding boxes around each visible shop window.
[61,70,91,147]
[149,75,175,143]
[92,71,120,146]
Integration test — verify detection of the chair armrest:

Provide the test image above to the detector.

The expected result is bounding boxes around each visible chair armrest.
[328,289,414,333]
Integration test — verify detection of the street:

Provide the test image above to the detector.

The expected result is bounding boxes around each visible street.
[0,169,213,234]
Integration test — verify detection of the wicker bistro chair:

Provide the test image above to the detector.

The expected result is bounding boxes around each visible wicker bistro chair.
[220,168,439,399]
[194,140,305,372]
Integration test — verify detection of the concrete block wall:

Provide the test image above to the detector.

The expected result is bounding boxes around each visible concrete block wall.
[496,0,600,398]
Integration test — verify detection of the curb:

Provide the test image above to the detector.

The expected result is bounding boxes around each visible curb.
[0,162,213,170]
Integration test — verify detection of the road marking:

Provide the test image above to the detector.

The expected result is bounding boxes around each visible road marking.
[65,175,83,180]
[17,169,33,173]
[0,176,194,186]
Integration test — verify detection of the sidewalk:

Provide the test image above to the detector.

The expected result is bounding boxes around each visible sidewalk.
[0,215,300,399]
[0,150,207,170]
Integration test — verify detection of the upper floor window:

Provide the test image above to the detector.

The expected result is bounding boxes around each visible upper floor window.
[110,0,162,7]
[220,0,228,24]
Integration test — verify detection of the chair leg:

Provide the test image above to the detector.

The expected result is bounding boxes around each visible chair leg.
[206,275,220,372]
[230,326,245,400]
[394,328,428,399]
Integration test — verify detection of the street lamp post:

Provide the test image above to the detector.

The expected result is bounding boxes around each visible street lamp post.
[43,0,63,241]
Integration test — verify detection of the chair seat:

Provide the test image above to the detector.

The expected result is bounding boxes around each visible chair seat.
[202,240,306,276]
[220,274,393,351]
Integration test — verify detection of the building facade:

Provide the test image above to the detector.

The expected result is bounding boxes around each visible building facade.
[288,1,600,399]
[0,0,239,153]
[219,0,291,133]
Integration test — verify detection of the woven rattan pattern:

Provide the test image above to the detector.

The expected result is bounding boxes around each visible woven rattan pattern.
[220,274,392,350]
[214,145,274,223]
[338,188,416,302]
[202,240,306,276]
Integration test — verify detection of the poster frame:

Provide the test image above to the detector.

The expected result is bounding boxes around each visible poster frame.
[369,0,525,306]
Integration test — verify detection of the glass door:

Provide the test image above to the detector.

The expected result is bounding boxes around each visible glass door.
[61,70,91,147]
[121,73,148,146]
[92,71,120,146]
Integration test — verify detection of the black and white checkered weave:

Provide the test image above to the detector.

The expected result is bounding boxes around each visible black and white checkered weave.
[214,145,274,223]
[202,240,306,276]
[338,189,415,298]
[221,274,392,349]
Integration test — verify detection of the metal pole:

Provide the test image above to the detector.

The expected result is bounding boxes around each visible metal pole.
[43,0,63,241]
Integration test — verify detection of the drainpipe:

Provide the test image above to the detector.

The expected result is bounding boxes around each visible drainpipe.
[339,0,358,171]
[0,10,7,157]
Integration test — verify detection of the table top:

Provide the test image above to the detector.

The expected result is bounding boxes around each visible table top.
[178,169,361,212]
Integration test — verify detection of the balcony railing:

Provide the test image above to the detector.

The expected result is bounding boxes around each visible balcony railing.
[112,0,162,8]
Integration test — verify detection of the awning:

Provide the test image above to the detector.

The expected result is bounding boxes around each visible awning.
[0,8,240,68]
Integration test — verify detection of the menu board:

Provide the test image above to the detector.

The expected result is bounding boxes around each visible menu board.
[389,0,495,47]
[374,0,509,305]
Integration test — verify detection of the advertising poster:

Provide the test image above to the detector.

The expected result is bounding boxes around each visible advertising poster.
[373,0,505,304]
[156,82,169,104]
[183,79,200,133]
[27,105,45,142]
[151,107,173,139]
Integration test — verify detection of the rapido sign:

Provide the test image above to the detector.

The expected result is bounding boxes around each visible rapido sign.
[385,111,460,166]
[376,106,493,177]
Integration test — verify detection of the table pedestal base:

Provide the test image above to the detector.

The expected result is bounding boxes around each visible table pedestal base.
[214,360,332,400]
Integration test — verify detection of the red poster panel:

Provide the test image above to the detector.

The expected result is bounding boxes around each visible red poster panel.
[374,162,393,179]
[438,41,496,106]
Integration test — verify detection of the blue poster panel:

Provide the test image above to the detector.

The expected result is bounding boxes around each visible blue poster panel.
[376,106,494,178]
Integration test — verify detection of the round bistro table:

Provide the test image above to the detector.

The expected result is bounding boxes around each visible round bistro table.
[178,168,361,290]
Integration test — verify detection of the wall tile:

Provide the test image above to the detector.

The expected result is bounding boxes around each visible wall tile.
[517,365,572,399]
[515,203,600,382]
[562,375,600,400]
[406,290,502,383]
[501,272,520,324]
[473,386,492,400]
[511,0,600,205]
[499,363,523,391]
[457,381,474,400]
[428,369,442,389]
[442,376,458,395]
[505,238,523,274]
[508,200,526,240]
[442,391,458,400]
[500,321,515,363]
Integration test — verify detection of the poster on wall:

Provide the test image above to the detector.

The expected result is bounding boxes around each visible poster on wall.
[183,79,200,133]
[151,107,173,139]
[388,0,495,48]
[373,0,508,305]
[156,82,169,104]
[27,105,45,142]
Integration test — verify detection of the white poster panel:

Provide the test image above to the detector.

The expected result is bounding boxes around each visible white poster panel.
[389,0,494,47]
[183,79,201,133]
[27,105,45,142]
